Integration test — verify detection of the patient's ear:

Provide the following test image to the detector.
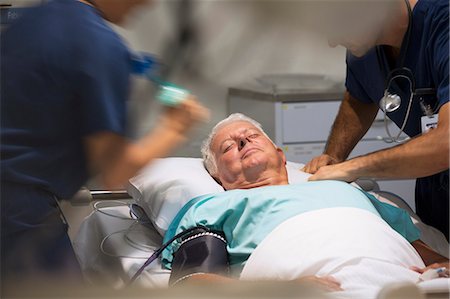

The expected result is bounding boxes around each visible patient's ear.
[276,147,287,165]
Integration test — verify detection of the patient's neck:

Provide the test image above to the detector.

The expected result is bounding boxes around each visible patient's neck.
[224,167,289,190]
[237,175,288,189]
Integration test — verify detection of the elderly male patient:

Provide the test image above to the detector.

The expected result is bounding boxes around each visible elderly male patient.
[161,114,449,297]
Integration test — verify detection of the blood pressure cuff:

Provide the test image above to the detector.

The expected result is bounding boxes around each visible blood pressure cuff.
[169,228,229,285]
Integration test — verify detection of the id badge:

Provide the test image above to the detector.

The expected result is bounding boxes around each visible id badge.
[421,114,439,133]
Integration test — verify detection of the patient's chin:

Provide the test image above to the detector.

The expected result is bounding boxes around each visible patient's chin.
[243,156,268,176]
[243,155,266,167]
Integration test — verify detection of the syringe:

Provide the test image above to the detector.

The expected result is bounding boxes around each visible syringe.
[131,52,190,107]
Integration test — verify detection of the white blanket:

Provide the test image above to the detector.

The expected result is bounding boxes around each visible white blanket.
[240,207,426,299]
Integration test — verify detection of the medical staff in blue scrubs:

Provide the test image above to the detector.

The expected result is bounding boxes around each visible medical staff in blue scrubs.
[1,0,208,286]
[304,0,449,239]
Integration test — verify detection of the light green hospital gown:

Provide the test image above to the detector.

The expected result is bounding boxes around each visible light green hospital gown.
[162,181,420,274]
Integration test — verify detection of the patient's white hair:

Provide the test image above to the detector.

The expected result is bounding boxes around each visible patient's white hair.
[201,113,275,176]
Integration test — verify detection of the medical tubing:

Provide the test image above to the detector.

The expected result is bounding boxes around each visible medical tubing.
[95,202,159,258]
[124,229,159,252]
[127,225,211,286]
[100,224,160,259]
[93,201,136,220]
[100,224,155,259]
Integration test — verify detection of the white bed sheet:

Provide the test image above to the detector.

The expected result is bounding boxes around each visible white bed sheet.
[240,208,449,299]
[73,205,170,288]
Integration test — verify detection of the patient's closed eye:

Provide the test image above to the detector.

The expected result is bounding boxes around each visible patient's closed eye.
[223,141,235,153]
[248,133,259,139]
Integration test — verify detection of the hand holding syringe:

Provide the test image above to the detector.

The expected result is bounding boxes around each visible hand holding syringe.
[96,52,209,189]
[131,52,209,135]
[131,52,195,106]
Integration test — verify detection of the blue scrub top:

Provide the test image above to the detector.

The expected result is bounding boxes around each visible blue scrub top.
[346,0,449,138]
[1,0,131,198]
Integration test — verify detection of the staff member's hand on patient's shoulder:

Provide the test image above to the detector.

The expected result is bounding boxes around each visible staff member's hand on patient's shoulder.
[307,160,359,183]
[302,154,341,174]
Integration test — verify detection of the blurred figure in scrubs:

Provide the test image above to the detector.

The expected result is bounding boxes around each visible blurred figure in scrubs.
[0,0,209,287]
[303,0,448,240]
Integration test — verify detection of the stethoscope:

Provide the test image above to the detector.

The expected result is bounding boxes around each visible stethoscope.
[377,0,436,143]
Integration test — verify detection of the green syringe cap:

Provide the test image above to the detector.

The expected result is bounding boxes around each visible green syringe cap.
[156,83,190,106]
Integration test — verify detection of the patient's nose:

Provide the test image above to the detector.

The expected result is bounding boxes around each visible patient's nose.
[238,139,247,151]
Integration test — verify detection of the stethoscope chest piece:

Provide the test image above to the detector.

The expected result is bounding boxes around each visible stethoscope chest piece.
[380,92,401,113]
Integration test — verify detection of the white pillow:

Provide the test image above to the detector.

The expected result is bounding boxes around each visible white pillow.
[127,158,309,234]
[128,158,223,235]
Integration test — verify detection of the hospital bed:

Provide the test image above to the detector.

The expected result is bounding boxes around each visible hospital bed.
[72,158,450,299]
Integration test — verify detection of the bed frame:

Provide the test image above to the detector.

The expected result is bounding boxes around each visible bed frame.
[70,187,132,205]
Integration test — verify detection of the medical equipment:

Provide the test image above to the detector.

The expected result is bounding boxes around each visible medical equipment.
[170,229,229,286]
[86,0,195,107]
[419,267,449,281]
[131,53,190,107]
[127,225,216,286]
[92,198,229,286]
[377,0,437,143]
[94,201,160,258]
[92,201,224,278]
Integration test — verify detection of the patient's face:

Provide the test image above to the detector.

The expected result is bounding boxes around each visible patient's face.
[211,121,288,190]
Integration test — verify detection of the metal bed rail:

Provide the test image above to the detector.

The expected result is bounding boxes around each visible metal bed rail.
[70,187,132,205]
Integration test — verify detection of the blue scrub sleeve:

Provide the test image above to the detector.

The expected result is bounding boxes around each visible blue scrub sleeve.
[432,10,449,109]
[75,41,130,137]
[345,52,374,104]
[363,191,421,242]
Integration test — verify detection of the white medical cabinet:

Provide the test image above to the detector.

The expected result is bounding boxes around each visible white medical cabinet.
[227,78,416,210]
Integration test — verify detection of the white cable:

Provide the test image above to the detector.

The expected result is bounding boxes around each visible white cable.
[95,201,161,258]
[100,222,158,259]
[93,200,135,221]
[124,230,160,252]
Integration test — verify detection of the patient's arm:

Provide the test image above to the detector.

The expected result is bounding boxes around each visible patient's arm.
[411,239,449,267]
